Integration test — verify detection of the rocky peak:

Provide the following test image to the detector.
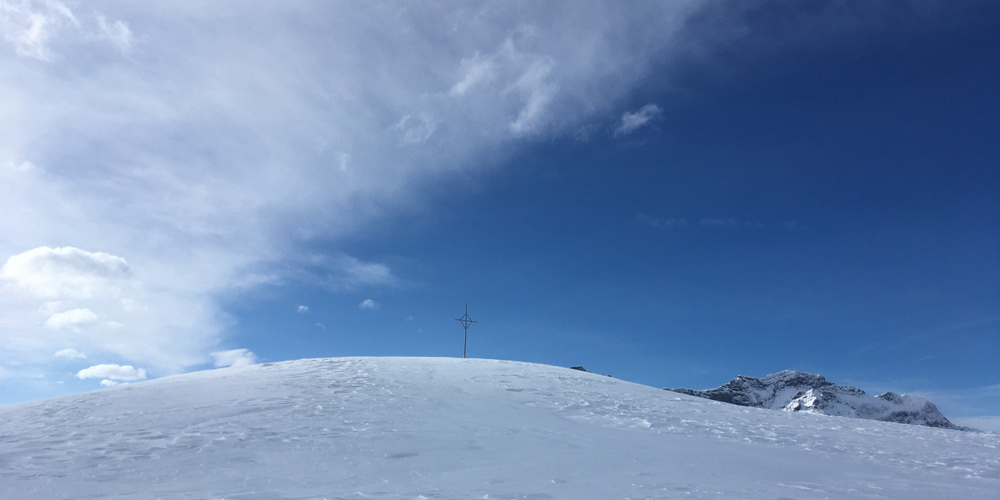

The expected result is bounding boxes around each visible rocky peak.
[668,371,968,431]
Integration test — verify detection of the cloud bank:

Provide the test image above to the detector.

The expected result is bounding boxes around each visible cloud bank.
[1,246,218,373]
[0,1,708,390]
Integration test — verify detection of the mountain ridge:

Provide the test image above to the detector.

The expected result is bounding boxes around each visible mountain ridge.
[668,370,968,430]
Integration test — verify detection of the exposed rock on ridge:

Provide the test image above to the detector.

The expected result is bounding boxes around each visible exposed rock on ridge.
[669,370,967,431]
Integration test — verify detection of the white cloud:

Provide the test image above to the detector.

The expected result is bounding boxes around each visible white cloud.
[53,348,86,359]
[44,308,98,330]
[211,348,258,368]
[1,247,132,300]
[77,363,146,381]
[99,379,118,387]
[614,103,662,136]
[297,305,308,313]
[359,299,379,311]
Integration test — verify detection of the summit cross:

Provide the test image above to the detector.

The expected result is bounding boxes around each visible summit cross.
[455,303,478,358]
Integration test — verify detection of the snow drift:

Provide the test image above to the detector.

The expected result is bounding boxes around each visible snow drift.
[1,357,998,499]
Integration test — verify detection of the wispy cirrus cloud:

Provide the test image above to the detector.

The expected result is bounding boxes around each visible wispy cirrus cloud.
[293,254,399,292]
[0,0,136,61]
[637,214,689,229]
[638,214,770,230]
[95,15,132,53]
[0,0,79,60]
[393,114,438,145]
[614,103,662,136]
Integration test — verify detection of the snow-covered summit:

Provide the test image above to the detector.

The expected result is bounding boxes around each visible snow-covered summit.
[669,370,965,430]
[2,358,997,499]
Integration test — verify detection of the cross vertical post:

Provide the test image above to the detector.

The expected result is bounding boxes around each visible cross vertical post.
[455,303,477,358]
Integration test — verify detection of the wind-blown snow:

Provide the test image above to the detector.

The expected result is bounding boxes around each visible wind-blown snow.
[1,358,997,499]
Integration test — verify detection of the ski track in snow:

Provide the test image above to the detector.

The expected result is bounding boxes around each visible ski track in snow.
[1,357,997,499]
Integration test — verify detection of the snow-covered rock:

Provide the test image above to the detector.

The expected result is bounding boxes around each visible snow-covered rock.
[669,370,966,430]
[1,358,997,499]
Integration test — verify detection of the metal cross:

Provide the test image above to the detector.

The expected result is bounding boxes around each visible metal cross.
[455,303,477,358]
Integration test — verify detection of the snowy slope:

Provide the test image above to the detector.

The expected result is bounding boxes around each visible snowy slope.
[669,370,965,430]
[1,358,998,499]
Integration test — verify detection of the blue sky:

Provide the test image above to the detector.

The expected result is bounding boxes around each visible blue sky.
[1,1,997,426]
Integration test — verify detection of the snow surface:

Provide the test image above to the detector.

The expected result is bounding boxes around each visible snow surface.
[1,357,998,499]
